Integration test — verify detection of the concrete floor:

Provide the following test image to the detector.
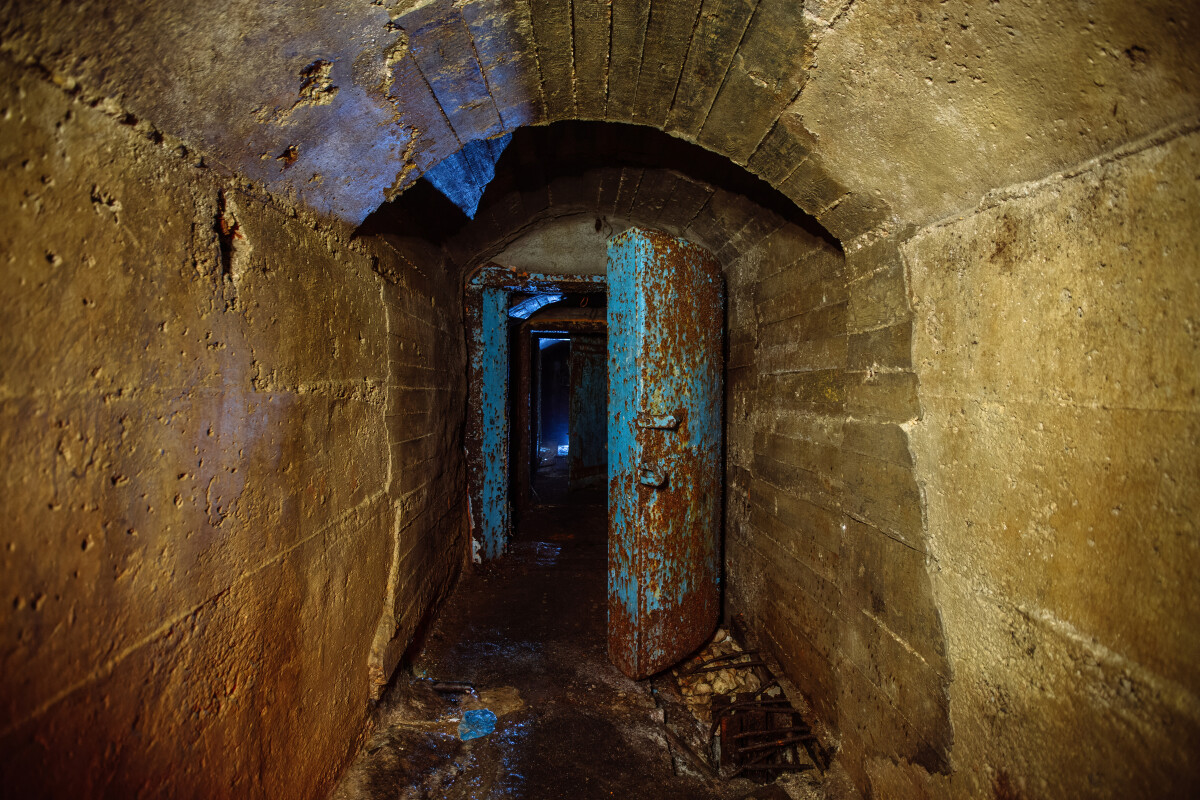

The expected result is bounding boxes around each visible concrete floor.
[330,496,821,799]
[529,454,604,507]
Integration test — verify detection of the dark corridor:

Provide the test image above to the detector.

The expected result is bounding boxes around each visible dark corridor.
[331,501,817,800]
[3,1,1195,797]
[529,333,607,509]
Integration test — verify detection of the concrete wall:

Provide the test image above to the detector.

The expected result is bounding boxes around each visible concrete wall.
[895,128,1200,798]
[2,0,1198,795]
[723,213,954,797]
[492,214,628,276]
[0,61,466,797]
[369,235,469,693]
[726,127,1200,796]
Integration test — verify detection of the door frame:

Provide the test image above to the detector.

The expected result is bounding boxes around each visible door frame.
[464,265,606,562]
[515,312,608,516]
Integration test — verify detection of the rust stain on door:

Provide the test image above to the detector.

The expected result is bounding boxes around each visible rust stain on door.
[607,228,724,679]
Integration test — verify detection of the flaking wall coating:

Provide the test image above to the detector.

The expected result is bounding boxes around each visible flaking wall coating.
[466,285,511,561]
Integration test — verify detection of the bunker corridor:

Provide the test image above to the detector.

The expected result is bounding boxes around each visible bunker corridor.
[2,2,1199,798]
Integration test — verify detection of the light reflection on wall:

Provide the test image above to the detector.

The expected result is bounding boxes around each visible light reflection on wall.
[423,133,512,218]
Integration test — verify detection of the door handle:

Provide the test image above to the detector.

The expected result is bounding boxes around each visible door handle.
[636,413,679,430]
[638,463,668,488]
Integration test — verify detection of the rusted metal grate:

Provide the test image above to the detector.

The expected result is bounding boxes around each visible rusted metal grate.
[660,623,830,783]
[711,690,821,780]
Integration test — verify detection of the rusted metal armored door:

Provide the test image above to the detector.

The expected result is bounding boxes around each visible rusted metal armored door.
[607,228,724,679]
[568,335,608,491]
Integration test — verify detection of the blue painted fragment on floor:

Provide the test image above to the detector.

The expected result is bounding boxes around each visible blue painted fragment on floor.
[458,708,497,741]
[423,133,512,218]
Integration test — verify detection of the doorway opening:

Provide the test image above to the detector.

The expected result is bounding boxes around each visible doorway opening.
[465,229,724,678]
[519,298,609,511]
[465,268,607,560]
[531,335,571,502]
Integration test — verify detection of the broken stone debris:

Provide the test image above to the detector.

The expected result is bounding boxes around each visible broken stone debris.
[668,627,822,782]
[675,628,765,726]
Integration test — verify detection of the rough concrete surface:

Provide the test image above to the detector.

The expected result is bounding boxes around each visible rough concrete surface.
[492,214,631,276]
[0,56,466,797]
[793,0,1200,225]
[0,0,1197,797]
[902,129,1200,798]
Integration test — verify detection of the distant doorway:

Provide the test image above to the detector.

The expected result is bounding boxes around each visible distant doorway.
[465,268,606,559]
[526,328,608,508]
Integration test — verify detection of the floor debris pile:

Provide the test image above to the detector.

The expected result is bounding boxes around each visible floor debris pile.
[655,627,826,785]
[675,629,766,725]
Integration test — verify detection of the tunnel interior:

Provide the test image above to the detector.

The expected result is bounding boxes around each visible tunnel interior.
[2,1,1198,798]
[525,327,609,507]
[535,337,570,464]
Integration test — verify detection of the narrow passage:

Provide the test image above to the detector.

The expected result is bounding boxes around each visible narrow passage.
[331,502,807,799]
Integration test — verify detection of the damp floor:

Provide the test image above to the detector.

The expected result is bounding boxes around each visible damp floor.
[330,493,820,800]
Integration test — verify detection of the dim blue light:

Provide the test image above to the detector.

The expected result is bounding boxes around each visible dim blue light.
[509,293,565,319]
[423,133,512,218]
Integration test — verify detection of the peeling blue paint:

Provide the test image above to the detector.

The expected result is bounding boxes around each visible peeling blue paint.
[468,285,510,560]
[509,292,565,319]
[607,228,724,679]
[607,234,641,620]
[470,266,607,292]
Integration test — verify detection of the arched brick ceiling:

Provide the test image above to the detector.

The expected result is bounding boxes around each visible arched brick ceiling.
[4,0,1196,229]
[358,121,841,275]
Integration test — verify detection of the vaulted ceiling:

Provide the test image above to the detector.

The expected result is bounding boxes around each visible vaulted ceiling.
[4,0,1194,234]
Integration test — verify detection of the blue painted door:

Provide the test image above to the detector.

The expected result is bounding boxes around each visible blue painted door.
[607,228,724,679]
[568,335,608,491]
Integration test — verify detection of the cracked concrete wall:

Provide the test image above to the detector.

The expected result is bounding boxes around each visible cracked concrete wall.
[0,0,836,229]
[3,0,1195,236]
[369,235,469,694]
[722,213,955,797]
[891,127,1200,799]
[724,125,1200,798]
[726,126,1200,799]
[0,59,466,797]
